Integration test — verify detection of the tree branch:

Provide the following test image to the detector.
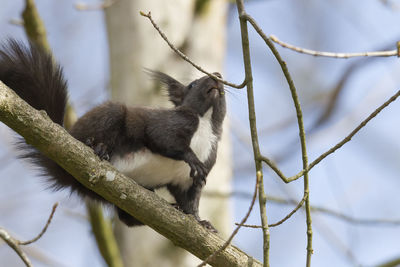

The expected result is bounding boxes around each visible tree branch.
[241,11,314,266]
[0,228,32,267]
[0,81,261,267]
[198,171,260,267]
[19,203,58,245]
[22,0,50,52]
[140,11,246,89]
[235,1,270,266]
[86,202,123,267]
[270,34,400,58]
[0,203,58,267]
[259,87,400,183]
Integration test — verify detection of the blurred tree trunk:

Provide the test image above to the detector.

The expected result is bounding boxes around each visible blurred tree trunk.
[104,0,231,266]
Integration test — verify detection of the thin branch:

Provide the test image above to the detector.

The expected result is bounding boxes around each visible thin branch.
[0,203,58,267]
[259,156,290,183]
[0,228,32,267]
[75,0,118,11]
[311,206,400,226]
[206,191,400,226]
[198,171,260,267]
[242,12,314,266]
[235,1,270,266]
[237,204,400,228]
[268,193,307,227]
[270,34,400,58]
[140,11,246,89]
[259,88,400,184]
[305,89,400,173]
[19,203,58,245]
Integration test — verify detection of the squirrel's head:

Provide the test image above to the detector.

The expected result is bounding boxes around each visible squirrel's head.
[150,71,226,116]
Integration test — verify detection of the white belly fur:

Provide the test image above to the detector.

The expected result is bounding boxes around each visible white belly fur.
[111,108,217,190]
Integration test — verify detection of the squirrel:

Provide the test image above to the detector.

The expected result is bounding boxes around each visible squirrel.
[0,39,226,232]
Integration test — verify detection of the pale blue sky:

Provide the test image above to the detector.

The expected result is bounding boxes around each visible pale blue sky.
[1,0,400,266]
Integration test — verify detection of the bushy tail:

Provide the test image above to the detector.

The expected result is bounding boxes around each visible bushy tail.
[0,39,67,125]
[0,39,102,201]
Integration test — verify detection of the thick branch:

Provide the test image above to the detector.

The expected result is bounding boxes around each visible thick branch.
[0,81,261,267]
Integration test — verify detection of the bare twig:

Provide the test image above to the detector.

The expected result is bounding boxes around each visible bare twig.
[207,191,400,226]
[311,39,400,130]
[268,193,307,227]
[75,0,118,11]
[259,88,400,184]
[237,204,400,228]
[235,1,270,265]
[242,12,314,266]
[0,203,58,267]
[304,88,400,176]
[19,203,58,245]
[270,34,400,58]
[0,228,32,267]
[312,206,400,226]
[198,171,260,267]
[140,11,246,89]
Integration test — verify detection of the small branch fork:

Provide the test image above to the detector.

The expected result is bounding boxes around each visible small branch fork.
[270,34,400,58]
[0,203,58,267]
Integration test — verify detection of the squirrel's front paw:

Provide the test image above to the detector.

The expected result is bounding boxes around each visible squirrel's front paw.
[188,161,208,186]
[85,137,110,161]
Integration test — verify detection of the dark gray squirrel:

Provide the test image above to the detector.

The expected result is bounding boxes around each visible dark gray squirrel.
[0,39,226,232]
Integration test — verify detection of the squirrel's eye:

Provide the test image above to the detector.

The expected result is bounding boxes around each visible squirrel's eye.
[188,81,196,90]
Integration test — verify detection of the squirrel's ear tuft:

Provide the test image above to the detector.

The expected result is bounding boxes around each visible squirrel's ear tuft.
[146,70,185,106]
